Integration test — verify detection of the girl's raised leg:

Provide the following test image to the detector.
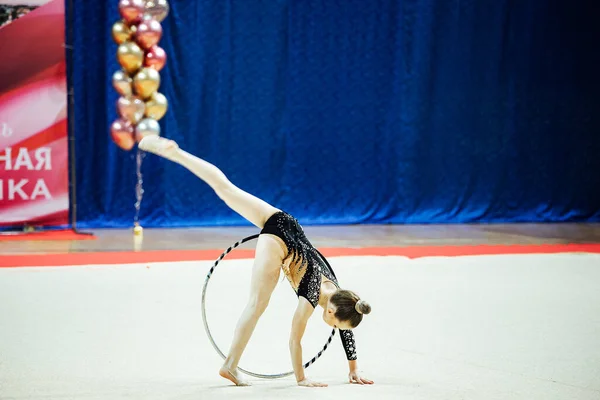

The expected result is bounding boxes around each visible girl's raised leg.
[139,136,279,228]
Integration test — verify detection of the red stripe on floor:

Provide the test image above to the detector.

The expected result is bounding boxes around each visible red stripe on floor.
[1,243,599,268]
[0,230,96,241]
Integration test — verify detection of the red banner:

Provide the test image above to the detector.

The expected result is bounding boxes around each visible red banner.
[0,0,69,227]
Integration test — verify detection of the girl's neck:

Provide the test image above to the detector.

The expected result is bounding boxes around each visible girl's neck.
[318,280,337,307]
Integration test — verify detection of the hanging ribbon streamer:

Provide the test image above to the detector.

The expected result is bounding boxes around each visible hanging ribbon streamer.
[133,149,145,233]
[109,0,170,235]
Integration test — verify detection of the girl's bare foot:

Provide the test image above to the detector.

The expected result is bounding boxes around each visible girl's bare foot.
[219,366,250,386]
[138,136,179,159]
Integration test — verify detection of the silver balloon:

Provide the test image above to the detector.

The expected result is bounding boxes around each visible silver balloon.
[135,118,161,142]
[112,70,133,96]
[144,0,169,22]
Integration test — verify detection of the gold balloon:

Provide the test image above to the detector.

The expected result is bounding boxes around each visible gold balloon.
[112,21,132,44]
[117,41,144,75]
[112,70,133,96]
[133,67,161,99]
[145,92,168,120]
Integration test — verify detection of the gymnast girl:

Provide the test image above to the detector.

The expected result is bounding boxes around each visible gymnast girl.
[139,135,374,388]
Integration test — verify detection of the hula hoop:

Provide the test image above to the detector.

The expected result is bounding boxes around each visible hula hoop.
[201,234,336,379]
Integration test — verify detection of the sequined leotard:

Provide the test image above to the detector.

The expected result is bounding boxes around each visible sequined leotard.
[260,211,357,360]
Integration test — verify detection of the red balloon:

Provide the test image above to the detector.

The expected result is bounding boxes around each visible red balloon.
[144,45,167,71]
[110,119,136,151]
[119,0,145,25]
[135,19,163,50]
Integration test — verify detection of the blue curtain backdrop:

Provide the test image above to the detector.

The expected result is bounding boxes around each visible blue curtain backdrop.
[72,0,600,228]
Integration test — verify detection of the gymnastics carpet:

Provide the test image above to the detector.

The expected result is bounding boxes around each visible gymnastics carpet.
[1,247,599,400]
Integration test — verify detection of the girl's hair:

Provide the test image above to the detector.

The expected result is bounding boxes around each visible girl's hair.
[330,289,371,328]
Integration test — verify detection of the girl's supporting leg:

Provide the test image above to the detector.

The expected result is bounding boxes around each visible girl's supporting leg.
[219,234,284,385]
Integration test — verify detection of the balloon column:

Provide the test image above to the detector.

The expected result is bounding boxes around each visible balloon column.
[110,0,169,235]
[111,0,169,150]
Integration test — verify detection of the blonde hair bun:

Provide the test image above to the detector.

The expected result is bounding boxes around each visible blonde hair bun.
[355,300,372,315]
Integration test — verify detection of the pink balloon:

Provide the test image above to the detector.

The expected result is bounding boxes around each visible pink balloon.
[119,0,145,25]
[144,45,167,71]
[117,96,146,124]
[110,119,136,151]
[135,19,163,50]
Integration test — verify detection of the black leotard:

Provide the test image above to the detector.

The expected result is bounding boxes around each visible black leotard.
[260,211,357,360]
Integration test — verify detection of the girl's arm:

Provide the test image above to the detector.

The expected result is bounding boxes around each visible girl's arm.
[289,298,328,387]
[340,330,374,385]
